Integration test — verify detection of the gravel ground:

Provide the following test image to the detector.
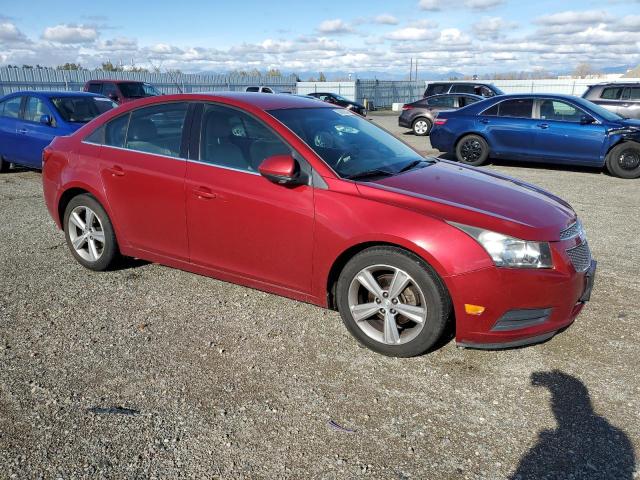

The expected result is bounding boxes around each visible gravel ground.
[1,112,639,479]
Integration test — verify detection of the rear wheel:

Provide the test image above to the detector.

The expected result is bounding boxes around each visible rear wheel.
[336,247,451,357]
[455,134,489,166]
[0,156,9,173]
[63,194,119,271]
[412,118,432,136]
[606,142,640,179]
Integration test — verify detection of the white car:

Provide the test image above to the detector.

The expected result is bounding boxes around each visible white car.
[245,86,275,94]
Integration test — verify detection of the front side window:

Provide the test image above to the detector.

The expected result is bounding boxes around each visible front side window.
[200,104,290,172]
[270,107,426,179]
[125,103,188,157]
[601,87,623,100]
[0,96,23,119]
[24,97,53,123]
[622,87,640,101]
[498,99,533,118]
[51,96,117,123]
[102,83,118,98]
[87,83,103,94]
[246,87,260,92]
[451,84,476,94]
[118,82,160,98]
[539,100,583,122]
[427,96,455,108]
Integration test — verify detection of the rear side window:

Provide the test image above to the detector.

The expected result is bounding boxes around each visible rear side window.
[622,87,640,100]
[87,83,103,94]
[425,84,448,96]
[125,103,188,157]
[497,99,533,118]
[0,96,23,118]
[246,87,259,92]
[450,84,477,94]
[427,96,455,107]
[459,96,481,107]
[24,96,53,123]
[51,96,117,123]
[601,87,623,100]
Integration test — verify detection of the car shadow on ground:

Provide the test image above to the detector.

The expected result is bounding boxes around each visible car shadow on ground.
[509,370,635,479]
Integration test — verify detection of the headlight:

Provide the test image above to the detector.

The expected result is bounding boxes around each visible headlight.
[450,222,553,269]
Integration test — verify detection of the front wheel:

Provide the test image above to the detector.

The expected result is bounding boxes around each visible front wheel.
[336,247,451,357]
[63,194,119,271]
[606,142,640,179]
[455,134,489,166]
[412,118,432,136]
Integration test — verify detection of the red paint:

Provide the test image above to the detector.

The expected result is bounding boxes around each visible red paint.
[43,93,591,347]
[258,154,297,180]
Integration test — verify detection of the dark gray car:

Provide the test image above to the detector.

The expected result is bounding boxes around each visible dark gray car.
[398,94,483,135]
[424,82,503,98]
[582,83,640,119]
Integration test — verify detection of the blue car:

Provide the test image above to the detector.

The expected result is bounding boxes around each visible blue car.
[0,91,117,172]
[430,93,640,179]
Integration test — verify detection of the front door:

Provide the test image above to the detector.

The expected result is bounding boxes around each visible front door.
[99,102,190,260]
[185,103,315,294]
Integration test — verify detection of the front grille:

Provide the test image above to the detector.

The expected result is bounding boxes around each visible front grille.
[560,221,582,240]
[566,242,592,273]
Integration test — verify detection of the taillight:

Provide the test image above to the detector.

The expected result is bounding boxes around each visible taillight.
[402,105,413,110]
[434,118,448,126]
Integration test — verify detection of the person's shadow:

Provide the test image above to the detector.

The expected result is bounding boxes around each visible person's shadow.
[511,370,636,480]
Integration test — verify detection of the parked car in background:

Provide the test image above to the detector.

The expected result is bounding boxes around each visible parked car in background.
[430,93,640,178]
[424,82,503,98]
[306,92,367,116]
[0,91,117,172]
[43,92,595,357]
[582,83,640,119]
[84,80,161,104]
[246,86,275,93]
[399,93,483,135]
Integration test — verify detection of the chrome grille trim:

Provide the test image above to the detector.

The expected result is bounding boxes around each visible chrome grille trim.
[560,221,582,240]
[566,242,592,273]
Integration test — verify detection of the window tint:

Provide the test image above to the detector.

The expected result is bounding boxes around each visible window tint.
[51,96,117,123]
[427,96,455,108]
[426,84,448,96]
[102,83,118,98]
[459,96,481,107]
[24,96,52,123]
[601,87,623,100]
[85,125,105,144]
[539,100,583,122]
[262,87,274,94]
[0,96,22,118]
[622,87,640,100]
[498,99,533,118]
[246,87,260,92]
[105,114,130,148]
[118,82,159,98]
[200,104,290,172]
[125,103,188,157]
[482,104,499,116]
[450,84,477,94]
[87,83,103,94]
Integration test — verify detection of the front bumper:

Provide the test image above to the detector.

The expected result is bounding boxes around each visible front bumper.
[449,257,596,349]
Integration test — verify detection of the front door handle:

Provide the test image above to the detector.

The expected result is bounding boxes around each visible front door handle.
[17,128,28,134]
[537,123,549,129]
[480,118,490,124]
[193,186,217,200]
[107,165,125,177]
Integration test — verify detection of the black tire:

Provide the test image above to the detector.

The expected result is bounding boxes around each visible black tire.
[0,156,9,173]
[455,134,489,166]
[336,246,451,357]
[63,194,119,271]
[605,142,640,179]
[412,117,432,136]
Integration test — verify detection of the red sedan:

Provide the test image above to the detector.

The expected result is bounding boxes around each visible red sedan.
[42,93,596,357]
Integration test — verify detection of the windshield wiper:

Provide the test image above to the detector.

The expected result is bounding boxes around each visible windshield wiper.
[397,159,430,173]
[345,168,395,180]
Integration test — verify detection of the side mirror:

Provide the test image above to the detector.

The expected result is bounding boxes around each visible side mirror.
[258,154,300,185]
[39,114,52,126]
[109,93,119,102]
[580,115,596,125]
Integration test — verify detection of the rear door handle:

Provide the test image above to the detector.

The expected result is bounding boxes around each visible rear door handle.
[537,123,549,129]
[107,165,125,177]
[480,118,489,124]
[17,128,28,134]
[193,186,217,200]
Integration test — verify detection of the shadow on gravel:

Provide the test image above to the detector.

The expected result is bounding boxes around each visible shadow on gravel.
[510,370,635,480]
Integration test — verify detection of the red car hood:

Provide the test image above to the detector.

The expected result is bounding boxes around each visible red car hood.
[357,160,576,241]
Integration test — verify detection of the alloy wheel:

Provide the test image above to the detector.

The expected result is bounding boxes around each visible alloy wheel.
[347,264,427,345]
[67,206,105,262]
[460,139,483,162]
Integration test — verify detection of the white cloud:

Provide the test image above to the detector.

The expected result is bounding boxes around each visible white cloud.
[317,19,353,34]
[385,27,437,41]
[472,16,517,39]
[42,24,98,44]
[536,10,610,26]
[0,22,27,43]
[419,0,504,10]
[374,14,399,25]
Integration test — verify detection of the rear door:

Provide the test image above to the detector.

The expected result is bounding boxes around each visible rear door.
[532,98,606,165]
[98,102,191,260]
[478,98,536,159]
[0,95,24,163]
[619,87,640,119]
[13,96,58,168]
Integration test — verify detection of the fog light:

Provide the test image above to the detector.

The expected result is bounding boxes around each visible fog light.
[465,304,485,315]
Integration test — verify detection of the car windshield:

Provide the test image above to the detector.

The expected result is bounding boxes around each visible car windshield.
[574,97,624,121]
[269,108,431,179]
[50,96,118,123]
[118,82,160,98]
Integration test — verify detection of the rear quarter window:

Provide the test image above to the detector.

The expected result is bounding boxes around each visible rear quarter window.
[601,87,623,100]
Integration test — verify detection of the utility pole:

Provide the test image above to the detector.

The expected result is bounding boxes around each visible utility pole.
[415,59,418,82]
[409,58,413,82]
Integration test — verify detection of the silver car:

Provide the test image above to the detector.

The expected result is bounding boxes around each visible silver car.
[582,83,640,119]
